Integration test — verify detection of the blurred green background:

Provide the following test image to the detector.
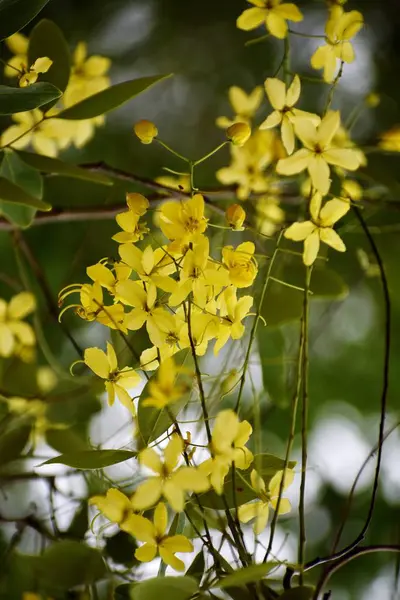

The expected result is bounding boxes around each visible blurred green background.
[0,0,400,599]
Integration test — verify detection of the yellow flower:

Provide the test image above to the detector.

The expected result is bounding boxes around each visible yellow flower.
[226,204,246,231]
[89,488,134,524]
[1,109,62,157]
[122,502,193,571]
[284,191,349,265]
[168,235,229,308]
[112,193,150,244]
[217,129,283,200]
[115,280,172,344]
[131,434,209,512]
[143,311,189,356]
[4,33,28,78]
[134,119,158,144]
[200,409,253,494]
[238,468,294,534]
[214,287,253,355]
[237,0,303,39]
[255,189,285,236]
[64,41,111,106]
[83,342,141,412]
[222,241,258,288]
[276,111,361,194]
[177,306,218,356]
[159,194,208,243]
[86,260,131,299]
[58,282,126,331]
[311,7,363,82]
[341,178,362,202]
[260,75,320,155]
[379,126,400,152]
[19,56,53,87]
[216,86,263,128]
[226,122,252,146]
[118,243,175,291]
[0,292,35,358]
[142,357,189,409]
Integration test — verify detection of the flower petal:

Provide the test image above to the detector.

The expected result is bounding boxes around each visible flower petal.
[237,7,267,31]
[266,11,288,39]
[135,542,158,563]
[286,74,301,106]
[317,111,340,148]
[259,110,282,130]
[284,221,316,241]
[308,155,331,195]
[163,480,185,512]
[276,148,310,175]
[84,347,109,379]
[264,78,286,110]
[158,547,185,571]
[281,117,295,154]
[139,448,163,474]
[164,434,183,472]
[303,230,321,266]
[154,501,168,537]
[323,147,361,171]
[319,198,350,226]
[319,228,346,252]
[274,3,303,22]
[131,478,163,511]
[121,514,156,542]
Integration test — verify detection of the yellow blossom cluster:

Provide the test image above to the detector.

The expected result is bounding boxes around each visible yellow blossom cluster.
[0,291,36,361]
[2,35,111,155]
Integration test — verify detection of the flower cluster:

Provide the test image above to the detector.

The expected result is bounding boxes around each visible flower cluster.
[0,291,36,361]
[2,35,111,155]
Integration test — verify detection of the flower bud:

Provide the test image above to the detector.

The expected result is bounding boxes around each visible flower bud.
[134,119,158,144]
[226,203,246,230]
[226,122,251,146]
[221,369,241,396]
[126,192,149,215]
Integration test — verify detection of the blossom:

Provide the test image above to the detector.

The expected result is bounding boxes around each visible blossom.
[142,357,189,409]
[118,243,175,290]
[214,287,253,355]
[112,193,150,244]
[260,75,320,155]
[89,488,134,524]
[200,409,253,494]
[227,122,252,146]
[217,129,283,200]
[216,86,263,128]
[86,260,131,299]
[238,468,294,534]
[226,204,246,231]
[237,0,303,39]
[4,33,28,78]
[5,396,56,442]
[0,292,35,358]
[134,119,158,144]
[222,241,258,288]
[1,110,62,157]
[83,342,141,412]
[19,57,53,87]
[131,434,209,512]
[311,7,363,82]
[276,111,362,194]
[159,194,208,243]
[64,41,111,106]
[122,502,193,571]
[379,126,400,152]
[284,192,349,265]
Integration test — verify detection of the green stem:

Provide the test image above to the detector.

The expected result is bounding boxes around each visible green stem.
[193,142,228,167]
[298,265,312,583]
[234,230,283,413]
[323,61,344,116]
[155,139,189,163]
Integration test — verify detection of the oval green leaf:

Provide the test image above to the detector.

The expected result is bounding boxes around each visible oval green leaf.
[130,576,198,600]
[216,563,276,589]
[38,540,105,590]
[17,151,113,185]
[0,82,61,114]
[186,549,205,582]
[45,427,91,454]
[0,0,51,41]
[41,449,137,469]
[279,586,315,599]
[57,74,172,120]
[28,19,71,111]
[0,176,50,210]
[0,423,31,466]
[0,150,43,227]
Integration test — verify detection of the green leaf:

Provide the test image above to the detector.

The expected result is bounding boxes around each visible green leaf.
[57,74,173,120]
[130,576,198,600]
[38,540,105,590]
[0,176,50,211]
[105,530,138,567]
[0,422,31,466]
[45,428,91,454]
[137,349,193,447]
[28,19,71,111]
[216,563,275,589]
[0,0,51,41]
[279,586,315,599]
[198,453,296,509]
[0,150,43,227]
[41,449,137,469]
[186,549,205,582]
[65,502,88,540]
[0,82,61,114]
[17,151,113,185]
[258,327,296,408]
